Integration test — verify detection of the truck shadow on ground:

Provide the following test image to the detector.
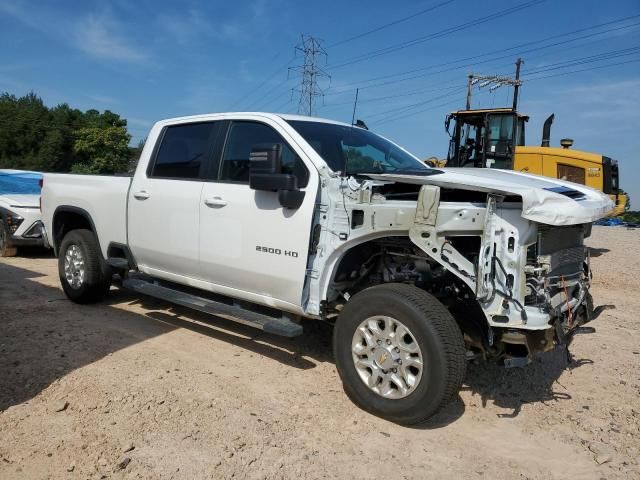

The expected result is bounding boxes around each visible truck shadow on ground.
[0,260,594,428]
[461,348,593,419]
[106,287,334,370]
[0,262,179,412]
[588,247,610,258]
[13,246,54,259]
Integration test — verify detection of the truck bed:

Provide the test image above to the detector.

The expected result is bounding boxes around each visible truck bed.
[41,174,132,258]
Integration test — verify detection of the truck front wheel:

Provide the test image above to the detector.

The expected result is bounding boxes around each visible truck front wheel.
[58,229,112,304]
[333,283,466,424]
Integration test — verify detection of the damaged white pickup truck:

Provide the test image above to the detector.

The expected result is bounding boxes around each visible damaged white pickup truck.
[41,113,613,424]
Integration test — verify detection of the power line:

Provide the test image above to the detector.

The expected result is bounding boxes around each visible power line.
[289,35,331,116]
[324,14,640,95]
[366,87,466,122]
[246,76,292,110]
[327,0,545,70]
[372,58,640,126]
[522,46,640,76]
[324,45,640,123]
[374,98,463,126]
[273,95,294,113]
[255,86,295,111]
[239,12,638,116]
[326,0,456,48]
[230,53,295,109]
[525,57,640,82]
[322,83,464,109]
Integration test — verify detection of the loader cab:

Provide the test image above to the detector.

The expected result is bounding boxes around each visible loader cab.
[445,108,528,169]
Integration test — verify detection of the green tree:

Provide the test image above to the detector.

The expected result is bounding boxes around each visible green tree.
[0,91,137,174]
[72,125,132,174]
[127,138,146,173]
[620,189,631,212]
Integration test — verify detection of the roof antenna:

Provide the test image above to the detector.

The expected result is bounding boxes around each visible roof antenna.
[350,89,368,129]
[351,88,359,126]
[343,88,360,178]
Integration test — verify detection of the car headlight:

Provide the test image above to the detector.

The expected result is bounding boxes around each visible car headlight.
[23,221,44,238]
[5,213,24,234]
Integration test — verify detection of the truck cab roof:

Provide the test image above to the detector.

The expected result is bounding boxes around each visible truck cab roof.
[154,112,354,129]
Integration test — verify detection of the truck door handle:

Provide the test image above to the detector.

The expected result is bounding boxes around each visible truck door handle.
[133,190,150,200]
[204,196,227,208]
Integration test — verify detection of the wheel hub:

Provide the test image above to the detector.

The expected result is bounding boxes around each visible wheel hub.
[351,315,424,399]
[372,345,399,371]
[64,244,86,290]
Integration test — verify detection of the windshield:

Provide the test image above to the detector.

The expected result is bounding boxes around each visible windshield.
[0,171,42,195]
[286,120,434,176]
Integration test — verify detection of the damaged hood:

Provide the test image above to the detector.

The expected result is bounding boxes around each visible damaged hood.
[365,168,614,226]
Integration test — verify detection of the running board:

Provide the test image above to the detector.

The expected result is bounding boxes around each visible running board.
[122,278,303,337]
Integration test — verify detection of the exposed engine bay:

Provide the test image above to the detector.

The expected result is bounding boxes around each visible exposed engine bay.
[313,175,607,366]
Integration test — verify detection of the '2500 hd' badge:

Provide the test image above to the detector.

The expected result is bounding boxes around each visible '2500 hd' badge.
[255,246,299,258]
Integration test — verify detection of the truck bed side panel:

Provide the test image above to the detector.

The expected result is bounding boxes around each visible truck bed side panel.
[42,174,131,258]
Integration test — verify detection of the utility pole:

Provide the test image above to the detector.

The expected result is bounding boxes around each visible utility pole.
[465,59,524,110]
[465,74,473,110]
[512,57,523,110]
[289,35,331,116]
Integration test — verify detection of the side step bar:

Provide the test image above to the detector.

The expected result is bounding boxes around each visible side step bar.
[122,277,303,338]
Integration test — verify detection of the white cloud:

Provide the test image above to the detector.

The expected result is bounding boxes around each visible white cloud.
[85,93,119,105]
[0,1,145,63]
[156,0,274,46]
[156,9,212,45]
[74,13,145,62]
[0,0,40,30]
[556,79,640,121]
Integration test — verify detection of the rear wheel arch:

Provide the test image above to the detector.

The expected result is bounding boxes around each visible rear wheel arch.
[52,206,100,256]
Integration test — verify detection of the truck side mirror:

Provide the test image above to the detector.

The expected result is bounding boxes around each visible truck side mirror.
[249,143,305,209]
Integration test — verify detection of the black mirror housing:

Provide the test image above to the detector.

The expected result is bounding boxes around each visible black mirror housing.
[251,173,298,192]
[249,143,306,209]
[278,189,305,209]
[249,143,281,175]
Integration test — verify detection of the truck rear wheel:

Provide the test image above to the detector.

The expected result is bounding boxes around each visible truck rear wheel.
[333,283,466,424]
[58,229,112,304]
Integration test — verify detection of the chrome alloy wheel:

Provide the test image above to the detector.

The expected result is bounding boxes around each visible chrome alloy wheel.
[64,244,86,289]
[351,315,424,399]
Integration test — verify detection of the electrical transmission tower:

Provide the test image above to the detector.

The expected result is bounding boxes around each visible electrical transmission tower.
[289,35,331,116]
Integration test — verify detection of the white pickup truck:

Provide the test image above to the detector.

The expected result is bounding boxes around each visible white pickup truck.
[41,113,613,424]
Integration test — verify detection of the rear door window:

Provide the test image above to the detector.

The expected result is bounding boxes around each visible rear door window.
[150,122,221,179]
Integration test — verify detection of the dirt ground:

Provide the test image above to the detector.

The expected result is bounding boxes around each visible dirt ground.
[0,226,638,480]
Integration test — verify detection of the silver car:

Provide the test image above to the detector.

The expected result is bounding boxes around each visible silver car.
[0,170,47,257]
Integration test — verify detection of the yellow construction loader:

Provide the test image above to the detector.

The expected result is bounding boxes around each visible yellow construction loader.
[441,108,626,215]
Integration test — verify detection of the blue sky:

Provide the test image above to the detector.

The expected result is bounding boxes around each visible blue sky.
[1,0,639,204]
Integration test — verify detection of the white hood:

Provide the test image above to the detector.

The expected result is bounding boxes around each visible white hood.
[367,168,614,226]
[0,193,40,208]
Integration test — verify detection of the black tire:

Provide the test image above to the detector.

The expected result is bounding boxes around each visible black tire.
[333,283,466,425]
[0,219,18,257]
[58,229,112,304]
